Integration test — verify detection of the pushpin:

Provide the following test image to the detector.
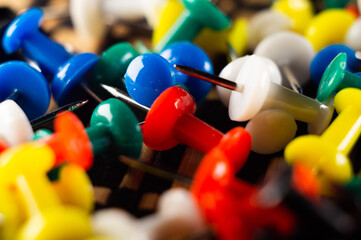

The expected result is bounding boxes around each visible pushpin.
[0,61,50,120]
[285,88,361,184]
[191,128,295,240]
[2,8,99,106]
[70,0,165,41]
[305,9,356,51]
[125,42,213,107]
[271,0,314,34]
[324,0,351,8]
[317,53,361,102]
[40,99,142,169]
[254,31,315,92]
[247,10,292,51]
[345,18,361,51]
[310,44,360,84]
[175,55,334,135]
[92,189,207,240]
[103,84,225,153]
[153,0,230,52]
[0,143,92,239]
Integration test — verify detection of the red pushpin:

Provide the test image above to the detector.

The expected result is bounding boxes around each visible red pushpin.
[142,86,223,153]
[192,128,295,240]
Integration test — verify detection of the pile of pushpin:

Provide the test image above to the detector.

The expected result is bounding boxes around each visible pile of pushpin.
[2,0,361,239]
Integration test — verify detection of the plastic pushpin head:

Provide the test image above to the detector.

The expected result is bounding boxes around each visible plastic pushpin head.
[310,44,359,85]
[305,9,356,51]
[48,111,93,170]
[51,53,98,106]
[142,86,196,151]
[89,98,143,159]
[0,61,50,120]
[254,31,315,87]
[160,41,213,102]
[317,52,347,102]
[271,0,314,34]
[2,8,42,54]
[125,53,175,107]
[0,100,34,146]
[90,42,140,97]
[324,0,351,8]
[345,18,361,51]
[245,109,297,154]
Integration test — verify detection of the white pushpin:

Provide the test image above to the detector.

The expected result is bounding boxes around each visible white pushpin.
[92,188,207,239]
[345,18,361,51]
[254,31,315,92]
[70,0,165,40]
[215,55,282,107]
[245,109,297,154]
[0,100,34,146]
[175,55,334,135]
[247,10,292,51]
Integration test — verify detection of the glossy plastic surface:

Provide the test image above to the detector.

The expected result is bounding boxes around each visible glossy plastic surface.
[125,53,175,107]
[89,98,143,159]
[153,0,230,51]
[52,53,98,106]
[142,86,223,152]
[317,53,361,102]
[305,9,356,51]
[0,61,50,120]
[310,44,359,84]
[90,42,140,96]
[160,41,213,102]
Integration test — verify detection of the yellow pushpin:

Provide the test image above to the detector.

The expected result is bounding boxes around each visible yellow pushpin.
[272,0,314,34]
[305,9,356,51]
[52,164,94,213]
[0,143,92,240]
[285,88,361,185]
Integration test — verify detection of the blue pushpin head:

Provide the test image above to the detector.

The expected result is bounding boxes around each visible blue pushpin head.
[52,53,99,106]
[125,53,175,107]
[0,61,50,120]
[310,44,359,85]
[160,41,213,103]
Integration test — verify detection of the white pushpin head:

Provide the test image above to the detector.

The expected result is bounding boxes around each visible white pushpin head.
[345,18,361,51]
[228,55,282,121]
[217,55,282,107]
[70,0,165,41]
[247,10,292,51]
[254,31,315,87]
[245,109,297,154]
[0,100,34,146]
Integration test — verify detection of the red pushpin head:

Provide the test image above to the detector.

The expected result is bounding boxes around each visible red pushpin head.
[0,140,8,154]
[43,111,93,170]
[142,86,196,151]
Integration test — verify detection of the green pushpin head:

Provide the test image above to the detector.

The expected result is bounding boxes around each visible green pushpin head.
[86,98,143,159]
[33,129,53,140]
[90,42,140,98]
[154,0,231,52]
[317,52,361,102]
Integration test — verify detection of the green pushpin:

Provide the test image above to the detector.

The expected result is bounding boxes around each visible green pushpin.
[324,0,351,8]
[33,129,53,140]
[90,42,140,98]
[154,0,231,52]
[86,98,143,159]
[317,52,361,102]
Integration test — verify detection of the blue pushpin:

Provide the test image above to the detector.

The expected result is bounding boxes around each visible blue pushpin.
[125,41,213,107]
[310,44,360,85]
[2,8,98,106]
[0,61,50,120]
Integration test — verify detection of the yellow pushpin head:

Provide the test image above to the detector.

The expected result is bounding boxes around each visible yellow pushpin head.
[272,0,314,34]
[305,9,356,51]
